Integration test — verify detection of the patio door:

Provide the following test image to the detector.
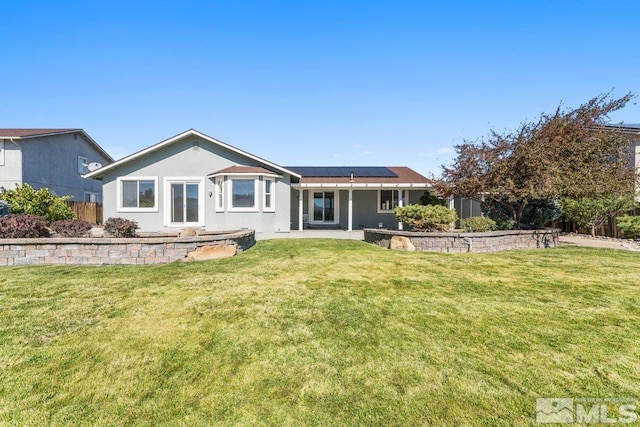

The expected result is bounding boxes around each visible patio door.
[164,178,205,227]
[311,191,338,224]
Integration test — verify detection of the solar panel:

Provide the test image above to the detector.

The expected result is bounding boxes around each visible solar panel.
[286,166,398,178]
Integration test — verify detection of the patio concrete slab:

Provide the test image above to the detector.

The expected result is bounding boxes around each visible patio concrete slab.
[255,230,365,241]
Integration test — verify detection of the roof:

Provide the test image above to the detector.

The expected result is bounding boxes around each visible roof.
[290,166,431,187]
[602,123,640,133]
[84,129,300,180]
[0,128,114,162]
[208,165,282,177]
[286,166,398,178]
[0,128,81,138]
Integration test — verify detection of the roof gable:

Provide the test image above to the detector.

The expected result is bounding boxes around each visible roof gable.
[85,129,299,179]
[0,128,114,162]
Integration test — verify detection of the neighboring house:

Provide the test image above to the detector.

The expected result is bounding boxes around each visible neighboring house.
[85,129,431,233]
[0,129,113,202]
[603,124,640,202]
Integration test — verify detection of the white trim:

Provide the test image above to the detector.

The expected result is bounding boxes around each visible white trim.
[263,177,275,212]
[228,176,260,212]
[308,190,340,225]
[78,156,88,174]
[0,140,4,166]
[214,176,225,212]
[116,176,159,212]
[85,129,299,179]
[163,177,205,227]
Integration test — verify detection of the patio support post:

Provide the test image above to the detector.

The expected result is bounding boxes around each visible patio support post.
[348,189,353,231]
[298,189,304,231]
[397,189,404,230]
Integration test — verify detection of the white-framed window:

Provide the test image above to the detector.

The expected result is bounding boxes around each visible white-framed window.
[215,177,224,212]
[0,140,5,166]
[378,189,399,213]
[228,177,259,212]
[84,192,98,203]
[164,177,205,227]
[263,178,275,212]
[78,156,88,174]
[117,177,158,212]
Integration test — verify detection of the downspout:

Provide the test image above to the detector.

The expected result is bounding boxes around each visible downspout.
[461,237,472,252]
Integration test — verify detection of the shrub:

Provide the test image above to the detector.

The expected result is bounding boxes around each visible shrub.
[0,200,9,217]
[0,184,73,224]
[393,204,457,232]
[50,219,94,237]
[0,214,49,238]
[103,217,138,238]
[460,216,497,232]
[481,197,562,229]
[616,216,640,239]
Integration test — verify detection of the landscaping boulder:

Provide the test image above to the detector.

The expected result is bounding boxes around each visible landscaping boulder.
[390,235,416,251]
[185,244,237,261]
[180,227,197,237]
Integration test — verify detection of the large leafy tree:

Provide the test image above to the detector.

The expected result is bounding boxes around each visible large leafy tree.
[438,92,638,226]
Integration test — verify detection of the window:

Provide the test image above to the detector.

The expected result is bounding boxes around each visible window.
[378,190,399,212]
[229,177,259,211]
[215,177,224,212]
[84,192,98,203]
[78,156,88,174]
[117,177,158,211]
[0,140,4,166]
[263,178,275,211]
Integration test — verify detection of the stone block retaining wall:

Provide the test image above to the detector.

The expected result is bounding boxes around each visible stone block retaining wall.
[0,230,255,266]
[365,228,560,253]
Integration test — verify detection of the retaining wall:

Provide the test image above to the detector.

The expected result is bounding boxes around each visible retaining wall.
[364,228,560,253]
[0,230,255,266]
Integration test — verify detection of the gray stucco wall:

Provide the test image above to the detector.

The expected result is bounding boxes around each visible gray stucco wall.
[18,133,110,201]
[101,135,292,233]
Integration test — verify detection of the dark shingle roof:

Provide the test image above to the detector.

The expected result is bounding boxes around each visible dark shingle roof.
[0,128,80,138]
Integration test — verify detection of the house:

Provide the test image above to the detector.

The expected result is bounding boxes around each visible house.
[85,129,431,233]
[0,129,113,201]
[603,124,640,202]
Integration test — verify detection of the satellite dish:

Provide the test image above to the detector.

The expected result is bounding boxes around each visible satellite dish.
[86,162,103,172]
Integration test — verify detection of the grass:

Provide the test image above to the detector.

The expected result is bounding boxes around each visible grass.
[0,239,639,426]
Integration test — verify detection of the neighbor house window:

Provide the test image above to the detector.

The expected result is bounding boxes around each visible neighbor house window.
[229,177,259,211]
[263,178,275,211]
[215,177,224,212]
[0,140,4,166]
[378,190,399,212]
[117,177,158,211]
[84,192,98,203]
[78,156,88,174]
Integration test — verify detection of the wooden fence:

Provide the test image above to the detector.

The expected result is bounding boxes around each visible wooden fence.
[66,202,103,225]
[549,207,640,238]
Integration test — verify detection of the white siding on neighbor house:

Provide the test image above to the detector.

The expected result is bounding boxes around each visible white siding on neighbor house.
[101,135,292,233]
[0,140,23,191]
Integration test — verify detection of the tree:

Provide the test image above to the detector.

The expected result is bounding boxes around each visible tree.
[561,195,636,237]
[0,184,74,224]
[438,92,638,226]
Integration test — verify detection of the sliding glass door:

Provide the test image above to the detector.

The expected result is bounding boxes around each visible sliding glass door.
[311,191,337,223]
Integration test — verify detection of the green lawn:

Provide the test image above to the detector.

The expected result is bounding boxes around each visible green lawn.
[1,240,639,426]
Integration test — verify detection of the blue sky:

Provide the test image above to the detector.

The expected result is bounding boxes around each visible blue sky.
[1,1,639,177]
